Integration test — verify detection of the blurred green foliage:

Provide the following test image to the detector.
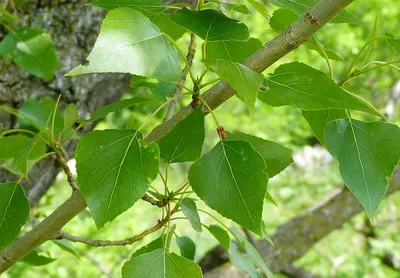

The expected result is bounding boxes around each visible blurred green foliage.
[5,0,400,277]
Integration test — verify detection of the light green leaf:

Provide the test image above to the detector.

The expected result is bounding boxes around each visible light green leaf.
[325,119,400,220]
[52,239,80,259]
[75,129,160,228]
[220,3,251,14]
[269,9,343,61]
[158,109,205,163]
[88,0,166,14]
[270,0,365,25]
[170,8,249,42]
[206,59,263,112]
[176,236,196,260]
[206,225,230,250]
[0,183,30,250]
[180,198,202,232]
[131,236,165,258]
[130,76,177,100]
[204,38,263,64]
[247,0,269,18]
[228,242,261,278]
[85,97,152,123]
[149,13,186,41]
[0,135,45,161]
[0,28,58,80]
[261,221,275,247]
[21,249,56,266]
[226,131,293,177]
[264,191,278,207]
[189,141,268,235]
[259,62,384,117]
[385,33,400,54]
[63,103,78,130]
[122,248,203,278]
[231,227,275,277]
[66,8,181,82]
[302,109,347,145]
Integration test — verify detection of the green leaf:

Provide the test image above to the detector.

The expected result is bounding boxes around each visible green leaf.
[261,221,275,247]
[170,8,249,42]
[158,109,205,163]
[63,104,78,130]
[0,28,58,80]
[206,225,230,250]
[231,227,275,277]
[226,131,293,177]
[189,141,268,235]
[19,96,63,134]
[85,97,152,123]
[180,198,202,232]
[246,0,269,18]
[176,236,196,260]
[385,33,400,54]
[122,248,203,278]
[264,191,278,207]
[302,109,347,145]
[206,59,263,112]
[66,8,182,82]
[75,129,160,228]
[130,76,176,100]
[204,38,263,64]
[270,0,365,25]
[0,135,45,161]
[325,119,400,220]
[21,249,56,266]
[149,13,186,41]
[0,183,30,250]
[228,242,261,278]
[259,62,384,117]
[52,239,80,259]
[88,0,166,15]
[269,9,343,61]
[131,236,165,258]
[220,3,251,14]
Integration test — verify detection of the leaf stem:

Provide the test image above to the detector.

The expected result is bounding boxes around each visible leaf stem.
[0,129,37,136]
[197,96,220,128]
[51,94,62,146]
[199,78,221,89]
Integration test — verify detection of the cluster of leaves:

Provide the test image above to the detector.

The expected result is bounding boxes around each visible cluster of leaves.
[1,0,400,277]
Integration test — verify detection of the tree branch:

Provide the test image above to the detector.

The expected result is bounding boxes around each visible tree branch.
[200,168,400,277]
[55,150,79,192]
[0,0,356,273]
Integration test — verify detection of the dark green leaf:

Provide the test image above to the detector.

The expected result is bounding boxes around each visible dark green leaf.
[0,28,58,80]
[180,198,202,232]
[226,131,293,177]
[75,129,160,228]
[170,8,249,42]
[122,248,202,278]
[131,236,165,258]
[220,3,251,14]
[206,225,230,250]
[259,62,384,117]
[158,109,205,163]
[63,103,78,130]
[0,183,30,250]
[231,227,274,277]
[85,97,152,123]
[66,8,182,82]
[88,0,166,15]
[204,38,263,63]
[385,33,400,54]
[130,76,176,100]
[21,249,56,266]
[264,191,278,207]
[52,239,80,259]
[176,236,196,260]
[269,9,343,61]
[228,242,261,278]
[325,119,400,220]
[0,135,45,161]
[149,13,186,41]
[270,0,365,25]
[302,109,347,145]
[206,59,263,112]
[189,141,268,235]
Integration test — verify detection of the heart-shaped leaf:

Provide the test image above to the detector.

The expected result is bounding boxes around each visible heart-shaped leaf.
[325,119,400,220]
[189,140,268,235]
[75,129,160,228]
[66,8,181,82]
[204,38,262,63]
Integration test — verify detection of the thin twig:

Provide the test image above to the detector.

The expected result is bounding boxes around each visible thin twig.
[164,33,197,122]
[55,151,79,191]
